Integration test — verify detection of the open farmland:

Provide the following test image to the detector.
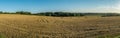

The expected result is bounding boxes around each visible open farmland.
[0,14,120,38]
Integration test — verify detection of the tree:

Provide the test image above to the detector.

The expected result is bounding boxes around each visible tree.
[0,11,3,14]
[16,11,31,14]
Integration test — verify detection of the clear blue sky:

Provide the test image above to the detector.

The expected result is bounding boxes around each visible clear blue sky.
[0,0,119,13]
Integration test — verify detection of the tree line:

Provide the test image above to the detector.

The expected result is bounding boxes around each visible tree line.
[0,11,85,17]
[34,12,85,17]
[0,11,120,17]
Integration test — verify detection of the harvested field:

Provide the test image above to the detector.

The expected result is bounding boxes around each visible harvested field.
[0,14,120,38]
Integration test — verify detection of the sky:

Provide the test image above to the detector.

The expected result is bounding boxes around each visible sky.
[0,0,119,13]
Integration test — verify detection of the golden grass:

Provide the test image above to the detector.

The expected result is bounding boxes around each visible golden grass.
[0,14,120,38]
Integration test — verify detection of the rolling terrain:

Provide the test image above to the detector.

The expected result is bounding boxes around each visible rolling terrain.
[0,14,120,38]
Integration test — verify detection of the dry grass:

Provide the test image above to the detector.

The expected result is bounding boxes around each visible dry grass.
[0,14,120,38]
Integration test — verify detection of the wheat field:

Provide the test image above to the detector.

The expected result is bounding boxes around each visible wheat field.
[0,14,120,38]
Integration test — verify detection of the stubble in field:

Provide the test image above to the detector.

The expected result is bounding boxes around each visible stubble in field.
[0,14,120,38]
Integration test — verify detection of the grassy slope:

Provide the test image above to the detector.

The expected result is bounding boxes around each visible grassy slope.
[0,14,120,38]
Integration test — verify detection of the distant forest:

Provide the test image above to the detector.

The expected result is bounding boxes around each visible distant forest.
[0,11,120,17]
